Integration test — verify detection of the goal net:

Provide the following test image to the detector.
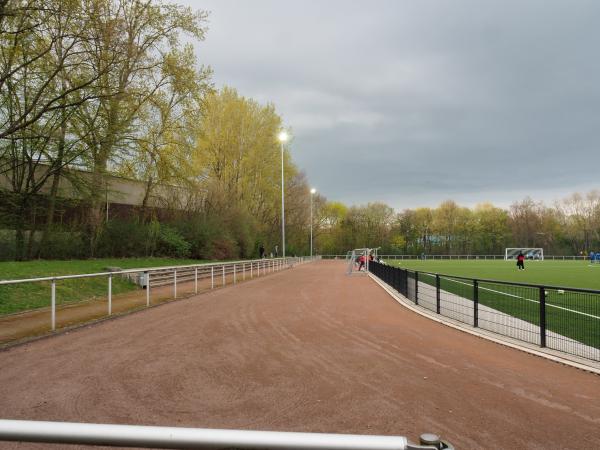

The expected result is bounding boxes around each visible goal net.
[505,248,544,260]
[346,248,377,275]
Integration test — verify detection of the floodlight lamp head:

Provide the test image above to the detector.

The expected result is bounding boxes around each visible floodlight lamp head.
[310,188,317,194]
[277,131,289,142]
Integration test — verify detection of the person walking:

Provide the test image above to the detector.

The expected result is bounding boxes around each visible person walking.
[517,252,525,270]
[259,244,265,259]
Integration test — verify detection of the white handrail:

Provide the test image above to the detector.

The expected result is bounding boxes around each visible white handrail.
[0,420,410,450]
[0,257,300,285]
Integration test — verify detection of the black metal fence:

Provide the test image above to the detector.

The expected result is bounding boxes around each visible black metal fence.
[369,261,600,363]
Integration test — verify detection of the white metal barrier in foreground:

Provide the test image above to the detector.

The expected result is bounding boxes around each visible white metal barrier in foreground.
[0,420,454,449]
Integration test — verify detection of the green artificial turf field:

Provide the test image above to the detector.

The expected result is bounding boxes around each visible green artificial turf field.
[382,259,600,349]
[384,259,600,290]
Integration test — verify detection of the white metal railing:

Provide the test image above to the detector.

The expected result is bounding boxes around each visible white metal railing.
[0,256,318,333]
[0,420,453,449]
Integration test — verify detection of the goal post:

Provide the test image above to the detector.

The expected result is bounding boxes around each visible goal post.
[346,248,380,275]
[504,248,544,261]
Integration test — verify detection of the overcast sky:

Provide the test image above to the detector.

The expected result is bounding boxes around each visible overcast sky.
[181,0,600,210]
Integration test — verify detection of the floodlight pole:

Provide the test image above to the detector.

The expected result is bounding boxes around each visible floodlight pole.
[280,140,286,258]
[310,188,316,258]
[310,192,313,258]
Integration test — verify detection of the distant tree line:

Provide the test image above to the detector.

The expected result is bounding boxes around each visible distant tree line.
[314,193,600,256]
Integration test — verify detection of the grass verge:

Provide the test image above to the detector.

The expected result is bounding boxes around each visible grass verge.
[0,258,205,315]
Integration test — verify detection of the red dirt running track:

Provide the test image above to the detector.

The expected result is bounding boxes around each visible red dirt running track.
[0,260,599,449]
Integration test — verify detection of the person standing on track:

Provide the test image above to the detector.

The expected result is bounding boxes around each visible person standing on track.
[517,252,525,270]
[358,254,366,271]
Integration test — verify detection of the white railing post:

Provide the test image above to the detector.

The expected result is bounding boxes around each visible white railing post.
[243,263,246,280]
[146,272,150,307]
[108,274,112,315]
[233,264,237,284]
[211,266,214,289]
[222,265,225,286]
[51,279,56,331]
[173,269,177,299]
[195,267,198,294]
[250,262,253,278]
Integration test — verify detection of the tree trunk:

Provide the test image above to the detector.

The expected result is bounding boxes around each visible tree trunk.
[26,197,38,259]
[37,120,66,257]
[87,166,105,257]
[140,176,154,222]
[14,195,28,261]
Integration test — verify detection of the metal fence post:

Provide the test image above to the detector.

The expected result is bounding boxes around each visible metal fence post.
[211,266,214,289]
[51,279,56,331]
[540,287,546,348]
[414,272,419,305]
[473,280,479,327]
[195,267,198,294]
[436,274,441,314]
[173,269,177,299]
[146,271,150,307]
[108,274,112,315]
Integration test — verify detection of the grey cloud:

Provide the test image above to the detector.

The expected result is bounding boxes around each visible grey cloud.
[183,0,600,209]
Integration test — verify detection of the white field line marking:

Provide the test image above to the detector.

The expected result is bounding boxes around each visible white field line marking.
[418,272,600,321]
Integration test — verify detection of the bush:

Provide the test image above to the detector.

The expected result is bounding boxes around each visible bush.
[39,230,87,259]
[157,225,191,258]
[175,216,240,260]
[96,220,152,258]
[0,229,15,261]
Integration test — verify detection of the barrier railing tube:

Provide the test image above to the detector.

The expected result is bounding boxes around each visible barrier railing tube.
[0,420,413,450]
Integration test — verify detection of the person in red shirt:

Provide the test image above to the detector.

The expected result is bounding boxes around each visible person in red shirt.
[517,252,525,270]
[358,254,366,271]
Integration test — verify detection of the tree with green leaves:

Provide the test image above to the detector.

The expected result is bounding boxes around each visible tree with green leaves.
[74,0,209,254]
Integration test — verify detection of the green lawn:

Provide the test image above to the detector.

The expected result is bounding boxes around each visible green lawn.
[0,258,205,315]
[383,259,600,350]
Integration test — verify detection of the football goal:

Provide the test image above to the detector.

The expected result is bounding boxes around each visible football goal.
[504,248,544,260]
[346,248,380,275]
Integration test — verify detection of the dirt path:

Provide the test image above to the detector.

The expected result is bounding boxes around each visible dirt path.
[0,260,599,449]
